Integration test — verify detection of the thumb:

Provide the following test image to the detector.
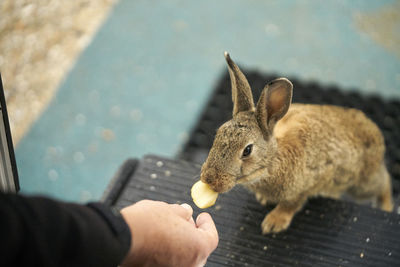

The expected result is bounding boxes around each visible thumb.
[196,213,219,250]
[169,203,193,221]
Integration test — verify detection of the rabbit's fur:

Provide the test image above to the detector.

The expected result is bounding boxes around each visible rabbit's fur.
[200,52,393,234]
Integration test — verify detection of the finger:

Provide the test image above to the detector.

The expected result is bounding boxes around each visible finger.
[196,213,217,233]
[180,203,193,214]
[188,216,196,226]
[169,203,193,221]
[181,203,195,224]
[195,260,207,267]
[196,213,219,250]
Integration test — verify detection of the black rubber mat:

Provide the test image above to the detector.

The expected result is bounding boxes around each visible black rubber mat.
[178,69,400,206]
[103,70,400,266]
[104,155,400,267]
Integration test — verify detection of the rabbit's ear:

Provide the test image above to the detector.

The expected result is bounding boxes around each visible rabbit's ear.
[256,78,293,134]
[224,52,255,116]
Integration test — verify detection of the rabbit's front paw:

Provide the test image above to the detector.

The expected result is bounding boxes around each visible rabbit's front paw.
[255,192,268,206]
[261,209,293,234]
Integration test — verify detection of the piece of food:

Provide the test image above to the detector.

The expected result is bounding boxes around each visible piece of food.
[191,180,219,209]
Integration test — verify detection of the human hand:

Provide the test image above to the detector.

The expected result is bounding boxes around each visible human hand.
[120,200,219,267]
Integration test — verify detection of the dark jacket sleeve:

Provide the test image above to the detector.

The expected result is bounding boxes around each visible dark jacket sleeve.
[0,192,131,267]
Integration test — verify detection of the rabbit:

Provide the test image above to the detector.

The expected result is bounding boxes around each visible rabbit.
[200,52,394,234]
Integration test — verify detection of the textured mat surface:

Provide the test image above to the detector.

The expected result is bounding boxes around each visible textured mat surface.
[105,155,400,267]
[179,70,400,207]
[103,70,400,265]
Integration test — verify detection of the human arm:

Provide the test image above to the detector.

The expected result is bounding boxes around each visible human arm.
[0,192,218,267]
[0,192,130,267]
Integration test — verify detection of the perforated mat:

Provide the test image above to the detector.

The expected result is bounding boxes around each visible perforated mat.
[104,155,400,267]
[103,70,400,266]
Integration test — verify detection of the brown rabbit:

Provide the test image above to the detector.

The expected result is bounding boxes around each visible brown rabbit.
[200,52,394,234]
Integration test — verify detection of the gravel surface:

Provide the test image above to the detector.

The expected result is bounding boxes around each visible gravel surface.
[0,0,117,145]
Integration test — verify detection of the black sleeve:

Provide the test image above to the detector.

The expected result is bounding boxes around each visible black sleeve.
[0,192,131,267]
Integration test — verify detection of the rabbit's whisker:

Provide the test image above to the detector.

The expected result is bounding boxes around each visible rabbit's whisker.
[191,174,200,180]
[237,165,268,184]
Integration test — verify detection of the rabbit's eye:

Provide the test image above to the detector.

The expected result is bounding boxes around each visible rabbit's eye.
[242,144,253,157]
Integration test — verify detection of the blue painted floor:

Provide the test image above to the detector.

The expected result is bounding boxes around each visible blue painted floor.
[16,0,400,202]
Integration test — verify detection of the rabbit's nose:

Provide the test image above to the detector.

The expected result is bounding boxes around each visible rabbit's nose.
[204,175,213,185]
[201,168,216,185]
[201,168,236,193]
[201,168,227,192]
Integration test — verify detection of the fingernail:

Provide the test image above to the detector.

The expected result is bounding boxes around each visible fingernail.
[180,203,192,210]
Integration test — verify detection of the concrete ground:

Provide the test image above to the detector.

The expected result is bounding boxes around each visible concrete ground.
[0,0,116,145]
[8,0,400,202]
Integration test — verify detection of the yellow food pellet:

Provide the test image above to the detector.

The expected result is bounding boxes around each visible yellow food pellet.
[191,180,219,209]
